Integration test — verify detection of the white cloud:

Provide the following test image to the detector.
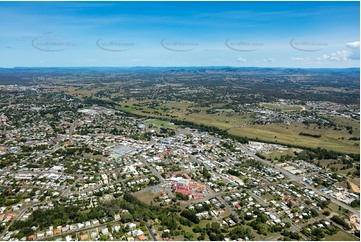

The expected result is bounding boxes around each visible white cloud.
[316,41,359,62]
[237,57,247,63]
[346,41,360,60]
[290,57,310,62]
[318,50,349,61]
[346,41,360,48]
[263,57,275,63]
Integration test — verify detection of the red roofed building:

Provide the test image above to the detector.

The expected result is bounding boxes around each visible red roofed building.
[138,235,147,241]
[171,172,181,177]
[63,141,73,147]
[192,194,204,199]
[183,173,191,180]
[176,189,192,195]
[28,235,36,240]
[80,234,89,241]
[172,184,188,190]
[189,183,206,189]
[7,212,16,218]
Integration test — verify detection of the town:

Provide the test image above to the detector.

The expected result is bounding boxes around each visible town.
[0,0,360,240]
[0,84,359,241]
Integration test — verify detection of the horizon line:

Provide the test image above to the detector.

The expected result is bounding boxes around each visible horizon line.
[1,66,360,70]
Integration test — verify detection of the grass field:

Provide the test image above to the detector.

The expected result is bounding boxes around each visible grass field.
[117,100,360,154]
[228,123,359,154]
[260,148,301,160]
[49,83,359,153]
[260,103,305,112]
[351,178,360,186]
[146,119,177,129]
[133,190,161,205]
[328,116,360,131]
[322,230,358,241]
[338,167,358,178]
[327,203,352,217]
[319,159,342,168]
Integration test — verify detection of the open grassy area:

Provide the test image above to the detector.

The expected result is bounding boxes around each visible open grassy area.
[326,203,352,217]
[117,100,360,154]
[260,103,305,112]
[322,230,358,241]
[261,193,275,202]
[319,159,343,169]
[338,167,358,178]
[328,116,360,131]
[133,190,161,205]
[351,177,360,186]
[53,85,104,98]
[228,123,359,154]
[146,119,177,129]
[260,148,301,161]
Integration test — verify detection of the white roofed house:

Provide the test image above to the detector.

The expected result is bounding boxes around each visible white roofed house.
[102,228,109,235]
[45,229,53,236]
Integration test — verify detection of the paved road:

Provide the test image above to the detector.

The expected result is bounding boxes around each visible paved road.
[250,193,268,207]
[42,219,158,241]
[140,157,174,198]
[265,234,282,241]
[144,221,157,241]
[62,175,83,197]
[0,200,49,239]
[0,207,28,238]
[40,220,116,241]
[68,123,75,142]
[240,145,359,215]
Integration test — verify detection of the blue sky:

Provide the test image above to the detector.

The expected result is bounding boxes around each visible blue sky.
[0,1,359,68]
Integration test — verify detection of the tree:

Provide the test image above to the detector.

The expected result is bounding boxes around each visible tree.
[176,192,189,201]
[211,222,221,233]
[331,215,351,230]
[228,226,252,240]
[197,233,205,240]
[310,208,319,217]
[322,211,330,216]
[350,199,360,208]
[201,168,211,180]
[184,231,193,240]
[192,226,202,233]
[257,213,268,223]
[180,210,200,224]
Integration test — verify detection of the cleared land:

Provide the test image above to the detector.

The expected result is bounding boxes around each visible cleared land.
[260,103,305,112]
[116,100,360,154]
[322,230,358,241]
[132,190,161,205]
[260,148,300,160]
[50,83,360,154]
[146,119,177,129]
[349,181,360,193]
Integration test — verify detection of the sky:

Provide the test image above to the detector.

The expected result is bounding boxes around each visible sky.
[0,1,359,68]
